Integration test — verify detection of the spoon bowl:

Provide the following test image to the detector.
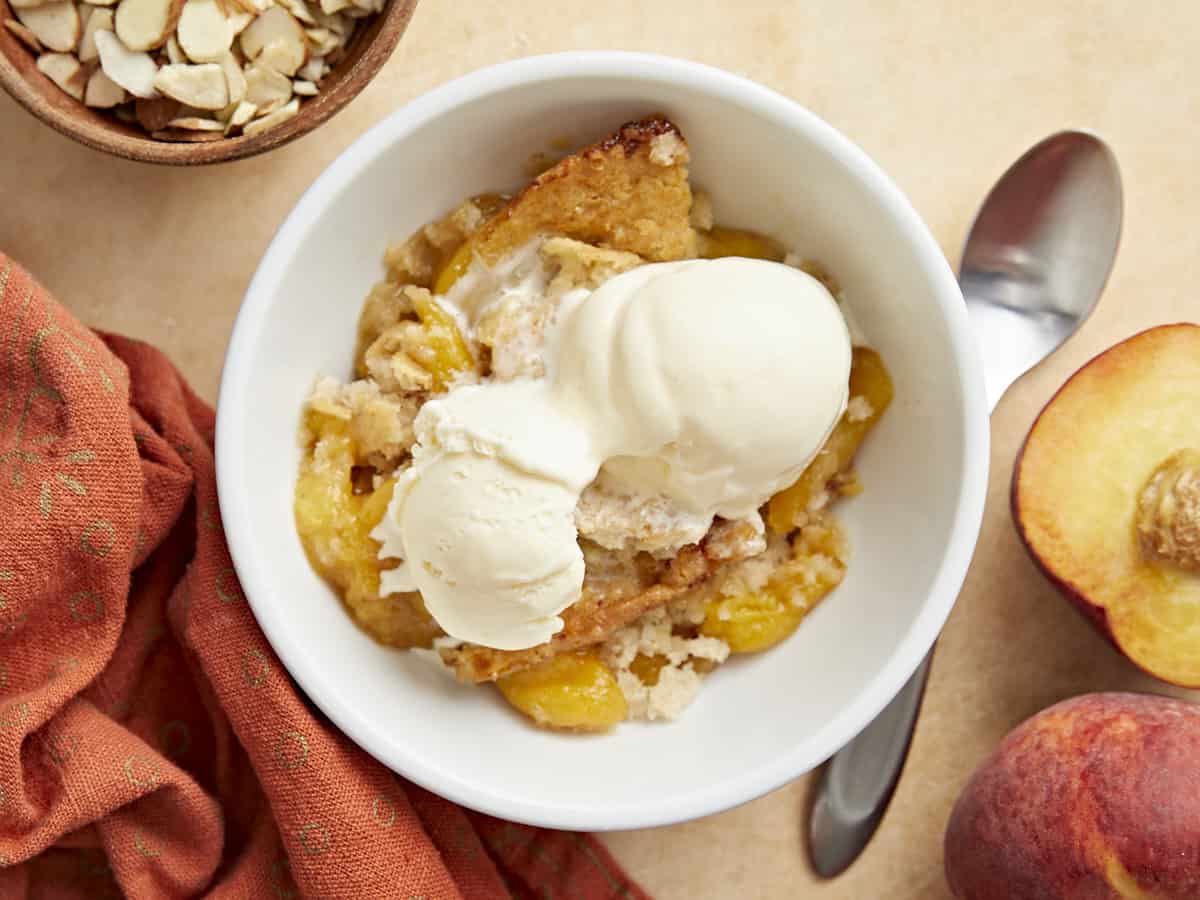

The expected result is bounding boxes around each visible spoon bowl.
[962,132,1123,406]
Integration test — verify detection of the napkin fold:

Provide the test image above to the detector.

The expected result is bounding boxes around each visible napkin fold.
[0,254,649,900]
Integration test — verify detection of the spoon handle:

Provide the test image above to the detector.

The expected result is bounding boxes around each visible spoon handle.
[807,652,933,878]
[806,348,1005,877]
[806,264,1019,879]
[965,298,1051,410]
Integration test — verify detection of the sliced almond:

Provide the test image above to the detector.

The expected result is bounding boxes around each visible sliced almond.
[216,49,244,102]
[225,9,252,33]
[95,28,158,96]
[16,3,80,53]
[176,0,231,61]
[258,36,303,76]
[152,61,227,108]
[317,0,348,14]
[242,58,289,111]
[302,25,335,56]
[114,0,183,50]
[77,7,112,62]
[10,0,50,11]
[164,31,184,62]
[276,0,314,24]
[151,127,222,141]
[291,77,315,96]
[295,53,325,82]
[78,4,94,29]
[36,51,82,99]
[241,94,295,136]
[84,67,126,106]
[134,94,179,128]
[225,97,254,129]
[3,18,43,52]
[309,6,346,35]
[67,58,95,93]
[167,114,222,129]
[239,6,304,75]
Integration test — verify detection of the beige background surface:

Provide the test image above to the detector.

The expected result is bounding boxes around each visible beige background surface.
[3,1,1198,897]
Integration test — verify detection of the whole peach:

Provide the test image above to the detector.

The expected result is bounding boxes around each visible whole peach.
[944,693,1200,899]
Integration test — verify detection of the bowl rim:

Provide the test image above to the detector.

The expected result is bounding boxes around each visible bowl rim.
[0,0,417,165]
[216,50,990,830]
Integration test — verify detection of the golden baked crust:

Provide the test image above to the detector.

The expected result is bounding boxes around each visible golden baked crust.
[470,117,699,264]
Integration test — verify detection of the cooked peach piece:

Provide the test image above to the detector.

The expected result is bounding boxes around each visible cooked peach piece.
[294,409,440,648]
[767,347,893,534]
[698,225,784,261]
[496,651,627,731]
[1013,324,1200,686]
[701,520,846,653]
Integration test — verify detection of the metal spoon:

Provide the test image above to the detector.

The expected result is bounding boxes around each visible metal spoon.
[807,131,1124,878]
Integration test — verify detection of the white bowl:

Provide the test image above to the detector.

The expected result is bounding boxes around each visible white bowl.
[216,51,989,830]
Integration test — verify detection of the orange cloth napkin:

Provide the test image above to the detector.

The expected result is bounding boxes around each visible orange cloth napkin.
[0,254,651,900]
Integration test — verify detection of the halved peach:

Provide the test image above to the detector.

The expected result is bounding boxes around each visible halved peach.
[1012,324,1200,686]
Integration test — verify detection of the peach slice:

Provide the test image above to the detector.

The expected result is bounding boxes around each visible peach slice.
[766,346,894,534]
[1013,324,1200,686]
[496,652,627,731]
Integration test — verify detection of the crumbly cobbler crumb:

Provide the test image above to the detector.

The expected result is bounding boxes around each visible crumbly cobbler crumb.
[382,199,489,288]
[541,237,643,292]
[649,131,688,166]
[575,470,714,557]
[307,376,421,471]
[847,395,874,423]
[689,191,715,231]
[702,517,767,561]
[467,238,643,382]
[601,605,730,721]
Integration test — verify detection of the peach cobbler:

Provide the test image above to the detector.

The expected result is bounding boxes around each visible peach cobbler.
[294,118,893,730]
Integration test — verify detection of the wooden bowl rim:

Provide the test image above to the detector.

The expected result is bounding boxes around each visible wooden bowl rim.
[0,0,417,165]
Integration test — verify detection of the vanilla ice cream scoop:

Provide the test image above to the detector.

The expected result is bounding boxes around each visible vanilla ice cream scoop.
[392,453,585,649]
[556,258,852,518]
[374,254,853,650]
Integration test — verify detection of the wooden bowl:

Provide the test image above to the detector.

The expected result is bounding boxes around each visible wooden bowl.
[0,0,417,164]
